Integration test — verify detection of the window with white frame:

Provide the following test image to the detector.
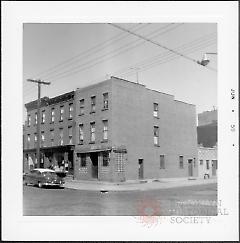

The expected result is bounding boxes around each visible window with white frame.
[27,114,31,126]
[59,128,63,145]
[68,126,73,144]
[90,122,95,143]
[103,93,108,109]
[35,112,38,125]
[153,103,158,117]
[91,96,96,113]
[79,124,84,144]
[103,120,108,140]
[34,133,37,145]
[154,126,159,145]
[51,108,55,123]
[79,99,84,115]
[50,129,54,146]
[41,110,45,123]
[27,134,30,147]
[69,103,73,119]
[41,132,45,146]
[60,106,64,121]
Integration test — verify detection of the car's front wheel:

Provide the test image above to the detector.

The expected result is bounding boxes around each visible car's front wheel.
[38,182,43,188]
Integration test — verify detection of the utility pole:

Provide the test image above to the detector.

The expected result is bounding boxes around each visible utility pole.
[27,79,50,168]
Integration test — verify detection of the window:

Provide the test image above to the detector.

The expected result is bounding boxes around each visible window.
[91,96,96,113]
[59,128,63,145]
[60,106,64,121]
[116,153,124,172]
[206,160,210,170]
[51,108,55,123]
[153,103,159,117]
[200,160,203,165]
[35,112,38,125]
[103,120,108,141]
[41,132,45,146]
[50,129,54,146]
[153,103,158,117]
[103,93,108,110]
[160,155,165,169]
[90,122,96,143]
[154,126,159,145]
[77,153,87,167]
[68,126,73,144]
[80,154,86,167]
[193,158,196,167]
[79,124,84,144]
[27,114,31,126]
[27,134,30,147]
[41,110,45,123]
[34,133,37,145]
[69,103,73,119]
[79,99,84,115]
[102,151,110,166]
[179,156,184,169]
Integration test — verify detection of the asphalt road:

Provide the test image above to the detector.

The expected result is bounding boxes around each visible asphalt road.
[23,183,217,216]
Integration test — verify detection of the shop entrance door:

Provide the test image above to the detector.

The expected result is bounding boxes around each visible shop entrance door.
[212,160,217,176]
[138,159,144,179]
[188,159,193,177]
[90,152,99,179]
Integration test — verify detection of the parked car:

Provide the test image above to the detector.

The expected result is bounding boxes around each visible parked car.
[23,168,64,188]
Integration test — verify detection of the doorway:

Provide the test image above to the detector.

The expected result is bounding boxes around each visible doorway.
[212,160,217,176]
[138,159,144,179]
[90,152,99,179]
[188,159,193,177]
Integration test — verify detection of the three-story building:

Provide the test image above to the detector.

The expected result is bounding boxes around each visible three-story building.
[23,76,198,182]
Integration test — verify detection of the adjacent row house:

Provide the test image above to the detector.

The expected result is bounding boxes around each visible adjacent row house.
[23,76,198,182]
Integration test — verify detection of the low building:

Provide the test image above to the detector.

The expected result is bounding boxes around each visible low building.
[197,109,218,148]
[198,145,218,178]
[23,76,198,182]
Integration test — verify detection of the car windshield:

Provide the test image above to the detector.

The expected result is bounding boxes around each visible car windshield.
[42,172,56,176]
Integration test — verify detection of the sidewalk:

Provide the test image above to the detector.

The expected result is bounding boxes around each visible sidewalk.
[64,177,217,192]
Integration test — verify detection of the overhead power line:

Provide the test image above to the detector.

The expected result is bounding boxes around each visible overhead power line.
[41,24,184,82]
[115,38,217,78]
[29,23,150,80]
[111,32,217,76]
[23,32,216,99]
[108,23,217,72]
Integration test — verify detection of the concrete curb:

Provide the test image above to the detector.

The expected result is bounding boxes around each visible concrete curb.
[64,178,217,192]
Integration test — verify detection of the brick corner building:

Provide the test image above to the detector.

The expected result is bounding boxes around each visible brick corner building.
[23,76,198,182]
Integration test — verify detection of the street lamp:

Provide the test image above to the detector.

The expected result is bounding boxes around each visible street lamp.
[197,52,217,66]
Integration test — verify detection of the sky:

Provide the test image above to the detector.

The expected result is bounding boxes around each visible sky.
[23,23,217,122]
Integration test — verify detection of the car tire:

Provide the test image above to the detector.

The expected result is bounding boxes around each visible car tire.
[38,182,43,188]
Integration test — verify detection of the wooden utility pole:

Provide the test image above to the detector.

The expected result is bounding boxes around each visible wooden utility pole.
[27,79,50,167]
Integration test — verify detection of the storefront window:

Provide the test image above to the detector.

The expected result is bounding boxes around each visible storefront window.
[102,151,109,166]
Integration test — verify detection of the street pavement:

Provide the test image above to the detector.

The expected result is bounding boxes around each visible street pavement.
[23,183,217,216]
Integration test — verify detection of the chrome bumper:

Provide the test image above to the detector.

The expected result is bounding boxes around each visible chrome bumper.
[43,182,64,186]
